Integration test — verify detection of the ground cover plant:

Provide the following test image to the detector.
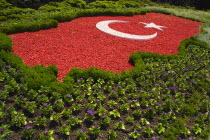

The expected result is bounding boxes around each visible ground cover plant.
[0,0,210,139]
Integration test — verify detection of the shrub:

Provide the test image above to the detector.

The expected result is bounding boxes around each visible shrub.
[0,19,58,34]
[64,0,86,8]
[118,0,148,8]
[87,1,125,8]
[0,33,12,52]
[0,0,12,10]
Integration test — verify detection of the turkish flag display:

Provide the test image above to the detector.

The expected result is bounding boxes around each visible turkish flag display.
[10,13,202,81]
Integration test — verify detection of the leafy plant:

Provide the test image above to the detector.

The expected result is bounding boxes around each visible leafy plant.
[50,113,62,122]
[109,110,120,118]
[34,116,47,127]
[53,99,64,110]
[155,123,165,134]
[0,124,12,140]
[89,125,101,136]
[99,116,111,126]
[58,125,71,135]
[114,121,125,130]
[39,103,53,115]
[129,130,141,139]
[40,130,54,140]
[22,126,34,139]
[125,116,134,124]
[143,126,154,137]
[67,116,82,126]
[11,111,27,127]
[24,101,36,114]
[77,130,88,140]
[108,130,117,140]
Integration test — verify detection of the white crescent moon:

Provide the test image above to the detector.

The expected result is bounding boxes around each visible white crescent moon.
[96,20,157,40]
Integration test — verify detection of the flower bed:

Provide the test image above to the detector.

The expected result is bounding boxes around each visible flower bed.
[10,13,202,81]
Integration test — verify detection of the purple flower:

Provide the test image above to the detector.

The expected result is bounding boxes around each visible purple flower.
[19,95,23,98]
[96,99,100,102]
[170,87,175,90]
[44,131,48,135]
[158,104,162,107]
[118,85,122,88]
[23,126,31,130]
[165,88,169,90]
[72,116,75,119]
[152,138,158,140]
[56,100,60,102]
[38,116,42,118]
[87,109,94,116]
[16,70,21,72]
[6,108,10,110]
[67,94,71,97]
[80,130,84,132]
[0,100,2,103]
[119,121,123,123]
[193,82,197,84]
[101,116,106,118]
[43,104,47,107]
[0,129,4,132]
[4,65,10,68]
[148,108,153,110]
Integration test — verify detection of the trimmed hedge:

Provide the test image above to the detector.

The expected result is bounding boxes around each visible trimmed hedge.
[0,33,12,52]
[0,19,58,34]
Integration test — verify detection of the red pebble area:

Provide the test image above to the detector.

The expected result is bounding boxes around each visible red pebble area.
[10,13,202,81]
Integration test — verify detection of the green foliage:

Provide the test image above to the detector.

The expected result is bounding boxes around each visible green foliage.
[118,0,151,7]
[0,0,12,10]
[87,1,125,8]
[67,67,120,83]
[0,33,12,52]
[0,7,35,17]
[39,2,72,11]
[64,0,86,8]
[0,19,58,34]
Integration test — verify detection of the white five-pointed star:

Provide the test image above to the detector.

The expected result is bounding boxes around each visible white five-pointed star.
[139,22,167,31]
